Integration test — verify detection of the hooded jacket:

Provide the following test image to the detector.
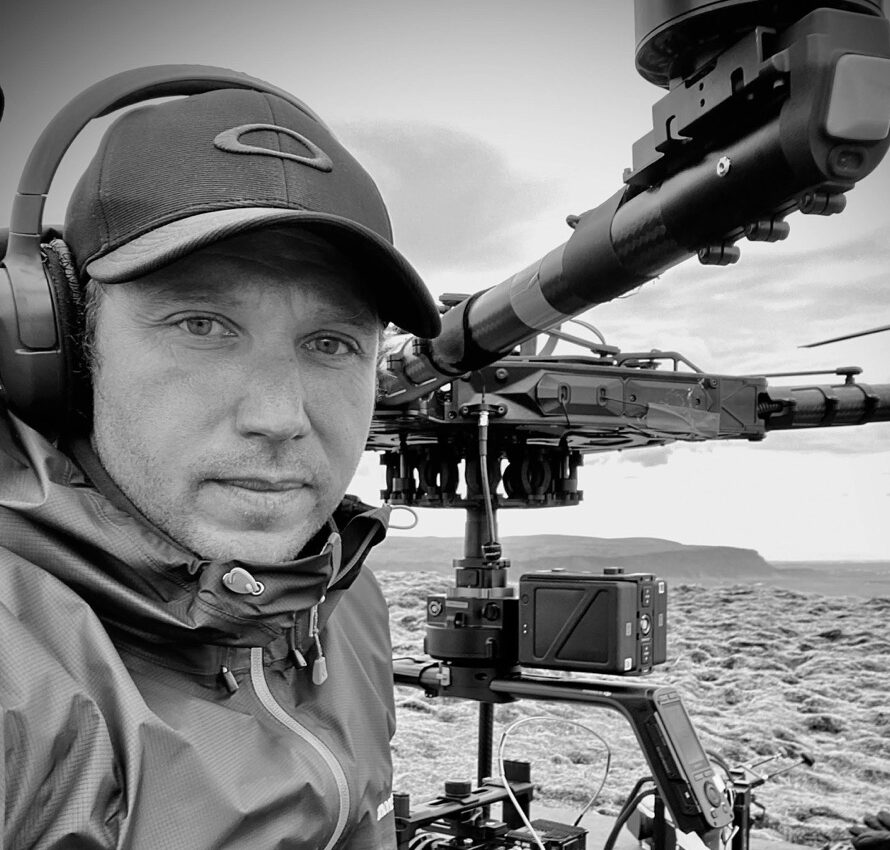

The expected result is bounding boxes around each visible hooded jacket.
[0,411,398,850]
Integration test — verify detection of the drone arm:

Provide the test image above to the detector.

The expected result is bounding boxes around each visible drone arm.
[760,382,890,430]
[381,9,890,408]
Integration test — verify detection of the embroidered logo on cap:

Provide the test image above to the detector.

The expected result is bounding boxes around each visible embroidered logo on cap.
[213,123,334,172]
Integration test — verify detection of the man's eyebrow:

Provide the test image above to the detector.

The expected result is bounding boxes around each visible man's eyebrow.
[133,283,243,308]
[133,282,381,328]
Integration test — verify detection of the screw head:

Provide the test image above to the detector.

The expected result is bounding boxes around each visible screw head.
[716,156,732,177]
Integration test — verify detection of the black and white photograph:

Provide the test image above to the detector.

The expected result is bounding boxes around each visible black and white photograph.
[1,2,888,848]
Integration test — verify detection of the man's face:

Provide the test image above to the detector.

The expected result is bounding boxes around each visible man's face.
[90,228,381,563]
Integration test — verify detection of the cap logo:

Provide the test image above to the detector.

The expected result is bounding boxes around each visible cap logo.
[213,123,334,172]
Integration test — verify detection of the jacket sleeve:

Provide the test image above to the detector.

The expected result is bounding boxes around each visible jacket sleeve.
[331,568,399,850]
[1,553,121,849]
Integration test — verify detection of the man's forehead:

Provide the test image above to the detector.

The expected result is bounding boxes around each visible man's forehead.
[114,227,382,323]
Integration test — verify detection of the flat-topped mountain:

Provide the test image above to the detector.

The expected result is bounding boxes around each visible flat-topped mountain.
[366,534,773,580]
[366,534,890,596]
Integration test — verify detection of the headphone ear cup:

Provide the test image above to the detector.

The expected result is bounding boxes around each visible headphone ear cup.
[41,238,91,430]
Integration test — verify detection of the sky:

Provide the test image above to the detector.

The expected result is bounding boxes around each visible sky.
[1,1,888,561]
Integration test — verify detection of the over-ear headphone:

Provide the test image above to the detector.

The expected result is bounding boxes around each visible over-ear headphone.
[0,65,330,437]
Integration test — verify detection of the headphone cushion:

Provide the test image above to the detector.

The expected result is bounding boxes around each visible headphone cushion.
[41,238,90,427]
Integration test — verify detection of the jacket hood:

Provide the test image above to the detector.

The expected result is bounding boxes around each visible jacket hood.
[0,411,390,648]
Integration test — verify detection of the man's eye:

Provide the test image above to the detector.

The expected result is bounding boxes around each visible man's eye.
[177,317,232,337]
[306,336,356,356]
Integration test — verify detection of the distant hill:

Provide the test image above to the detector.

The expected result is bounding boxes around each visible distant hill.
[366,534,772,579]
[366,534,890,596]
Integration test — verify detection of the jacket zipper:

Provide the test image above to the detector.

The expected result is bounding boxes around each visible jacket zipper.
[249,646,350,849]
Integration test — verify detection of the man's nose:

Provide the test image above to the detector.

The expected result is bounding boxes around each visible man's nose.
[234,356,311,442]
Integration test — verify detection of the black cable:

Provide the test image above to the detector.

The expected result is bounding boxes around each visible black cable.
[603,788,657,850]
[624,776,656,807]
[476,410,499,548]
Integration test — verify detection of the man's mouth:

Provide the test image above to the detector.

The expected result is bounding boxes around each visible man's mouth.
[199,477,315,531]
[215,477,306,492]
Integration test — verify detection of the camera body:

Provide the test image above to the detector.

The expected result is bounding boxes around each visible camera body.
[425,567,667,678]
[518,569,667,675]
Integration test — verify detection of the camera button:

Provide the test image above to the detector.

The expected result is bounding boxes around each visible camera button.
[704,780,723,807]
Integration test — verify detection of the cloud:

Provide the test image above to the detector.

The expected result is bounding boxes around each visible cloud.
[756,426,889,455]
[582,221,889,382]
[667,229,890,322]
[617,445,674,467]
[336,121,563,279]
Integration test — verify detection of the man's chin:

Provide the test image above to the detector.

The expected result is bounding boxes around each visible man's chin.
[187,528,319,564]
[180,485,326,561]
[168,511,324,564]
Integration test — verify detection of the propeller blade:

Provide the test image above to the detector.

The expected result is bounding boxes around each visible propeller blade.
[799,325,890,348]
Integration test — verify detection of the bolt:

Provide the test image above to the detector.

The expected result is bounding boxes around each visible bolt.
[495,368,509,381]
[716,156,732,177]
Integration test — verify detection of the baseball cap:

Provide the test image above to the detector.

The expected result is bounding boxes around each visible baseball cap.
[64,88,441,338]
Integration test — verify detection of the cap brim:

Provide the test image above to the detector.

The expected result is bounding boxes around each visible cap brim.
[85,207,441,338]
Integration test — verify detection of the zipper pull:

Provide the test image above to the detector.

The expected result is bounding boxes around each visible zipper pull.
[309,600,328,685]
[219,664,239,694]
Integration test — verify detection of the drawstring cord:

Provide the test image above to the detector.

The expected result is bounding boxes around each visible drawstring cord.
[288,613,308,669]
[288,606,327,685]
[219,647,239,694]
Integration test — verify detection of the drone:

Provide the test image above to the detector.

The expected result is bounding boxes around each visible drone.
[364,2,890,848]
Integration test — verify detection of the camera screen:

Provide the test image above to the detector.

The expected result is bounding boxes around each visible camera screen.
[659,698,710,772]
